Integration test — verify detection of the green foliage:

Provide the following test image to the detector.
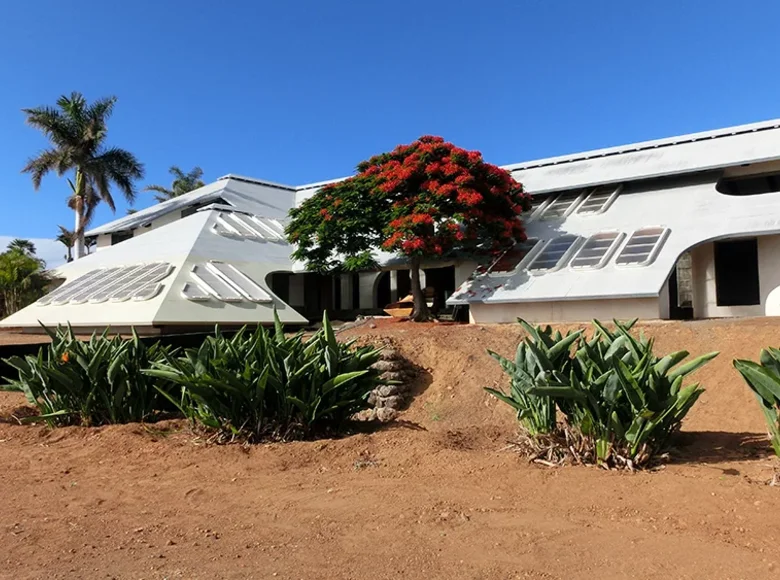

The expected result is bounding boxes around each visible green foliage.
[487,318,718,468]
[734,348,780,457]
[145,165,206,203]
[485,321,581,435]
[2,325,175,426]
[145,312,385,440]
[0,244,49,318]
[22,92,144,256]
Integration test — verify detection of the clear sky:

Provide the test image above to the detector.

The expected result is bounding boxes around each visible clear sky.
[1,0,780,265]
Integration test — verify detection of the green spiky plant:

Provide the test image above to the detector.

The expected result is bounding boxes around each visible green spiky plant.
[2,324,175,426]
[145,311,386,440]
[734,348,780,458]
[485,321,581,435]
[487,318,718,468]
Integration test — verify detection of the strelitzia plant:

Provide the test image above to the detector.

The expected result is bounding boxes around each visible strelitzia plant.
[734,348,780,458]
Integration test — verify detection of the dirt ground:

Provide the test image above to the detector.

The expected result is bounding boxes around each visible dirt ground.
[2,317,780,579]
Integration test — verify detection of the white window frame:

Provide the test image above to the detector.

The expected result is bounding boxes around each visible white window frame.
[486,238,543,277]
[569,231,625,271]
[526,196,554,222]
[575,184,623,216]
[614,226,671,268]
[526,235,582,274]
[534,190,588,221]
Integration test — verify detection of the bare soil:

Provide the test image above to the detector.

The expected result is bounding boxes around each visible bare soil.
[2,317,780,579]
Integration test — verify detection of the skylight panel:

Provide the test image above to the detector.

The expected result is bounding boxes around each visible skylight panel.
[182,282,210,302]
[575,184,622,215]
[614,227,670,267]
[488,239,541,275]
[36,269,106,306]
[190,264,243,302]
[248,216,285,241]
[85,265,149,304]
[537,191,586,220]
[52,267,125,305]
[527,235,581,273]
[225,213,264,239]
[132,283,164,301]
[213,213,243,237]
[570,231,624,270]
[108,263,173,302]
[526,196,553,221]
[208,262,273,303]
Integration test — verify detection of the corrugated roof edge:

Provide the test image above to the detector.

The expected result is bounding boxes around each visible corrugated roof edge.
[503,118,780,172]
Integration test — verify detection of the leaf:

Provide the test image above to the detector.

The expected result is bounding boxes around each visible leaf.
[667,352,719,382]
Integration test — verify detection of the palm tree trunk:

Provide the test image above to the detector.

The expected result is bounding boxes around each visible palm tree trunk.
[73,210,85,259]
[409,256,433,322]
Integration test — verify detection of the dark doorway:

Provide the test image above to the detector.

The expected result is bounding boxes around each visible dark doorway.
[376,272,391,309]
[267,272,291,303]
[423,266,456,314]
[303,273,334,319]
[714,239,760,306]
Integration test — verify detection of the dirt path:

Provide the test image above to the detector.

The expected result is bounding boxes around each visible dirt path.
[2,318,780,579]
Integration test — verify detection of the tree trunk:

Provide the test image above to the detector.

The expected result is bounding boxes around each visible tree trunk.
[409,256,433,322]
[73,210,85,260]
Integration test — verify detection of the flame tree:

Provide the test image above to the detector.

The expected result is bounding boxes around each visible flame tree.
[286,136,531,321]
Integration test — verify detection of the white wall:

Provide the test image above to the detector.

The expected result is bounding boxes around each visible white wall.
[468,297,661,324]
[691,234,780,318]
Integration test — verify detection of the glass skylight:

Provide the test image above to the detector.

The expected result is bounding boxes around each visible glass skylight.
[209,262,273,302]
[488,239,541,275]
[36,263,173,306]
[527,235,581,273]
[183,262,275,303]
[575,184,622,215]
[536,191,586,220]
[614,227,670,267]
[570,231,624,270]
[212,212,286,242]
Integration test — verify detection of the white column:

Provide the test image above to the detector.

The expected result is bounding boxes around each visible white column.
[358,272,382,309]
[288,275,305,307]
[340,274,353,310]
[390,270,399,302]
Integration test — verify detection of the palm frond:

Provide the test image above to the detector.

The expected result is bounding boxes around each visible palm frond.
[21,149,67,189]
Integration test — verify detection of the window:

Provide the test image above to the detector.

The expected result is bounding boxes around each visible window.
[488,239,541,274]
[614,227,669,267]
[111,232,133,245]
[536,191,585,220]
[183,262,275,303]
[717,172,780,196]
[714,239,760,306]
[212,212,286,242]
[36,263,173,306]
[527,196,552,220]
[527,235,581,273]
[570,231,624,270]
[209,262,272,302]
[190,264,243,302]
[575,184,622,215]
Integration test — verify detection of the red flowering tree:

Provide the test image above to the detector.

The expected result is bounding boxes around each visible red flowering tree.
[286,136,531,321]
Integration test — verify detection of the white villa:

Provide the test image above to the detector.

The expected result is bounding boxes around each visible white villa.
[4,118,780,332]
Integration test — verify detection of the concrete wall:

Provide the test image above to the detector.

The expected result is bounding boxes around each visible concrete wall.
[468,297,661,324]
[690,234,780,318]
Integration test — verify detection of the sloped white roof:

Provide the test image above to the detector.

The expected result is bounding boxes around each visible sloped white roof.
[2,210,307,330]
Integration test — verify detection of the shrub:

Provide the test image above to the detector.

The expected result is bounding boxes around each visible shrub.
[485,321,581,435]
[734,348,780,458]
[487,318,718,468]
[145,312,385,440]
[2,325,175,426]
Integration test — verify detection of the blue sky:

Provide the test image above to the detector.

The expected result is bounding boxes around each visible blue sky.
[1,0,780,265]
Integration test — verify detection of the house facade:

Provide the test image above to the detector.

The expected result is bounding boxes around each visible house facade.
[3,118,780,332]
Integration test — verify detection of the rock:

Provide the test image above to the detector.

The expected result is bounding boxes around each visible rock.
[379,348,401,361]
[367,392,377,406]
[371,360,404,373]
[378,384,404,397]
[377,395,404,409]
[375,407,398,422]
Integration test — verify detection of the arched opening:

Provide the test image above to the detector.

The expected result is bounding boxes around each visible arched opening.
[717,172,780,196]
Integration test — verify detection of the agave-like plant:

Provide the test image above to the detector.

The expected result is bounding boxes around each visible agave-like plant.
[485,321,581,435]
[146,311,386,440]
[2,324,175,425]
[487,318,718,468]
[734,348,780,458]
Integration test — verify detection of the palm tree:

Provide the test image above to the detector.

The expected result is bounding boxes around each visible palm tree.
[145,165,205,203]
[55,226,76,263]
[21,92,145,259]
[7,239,36,256]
